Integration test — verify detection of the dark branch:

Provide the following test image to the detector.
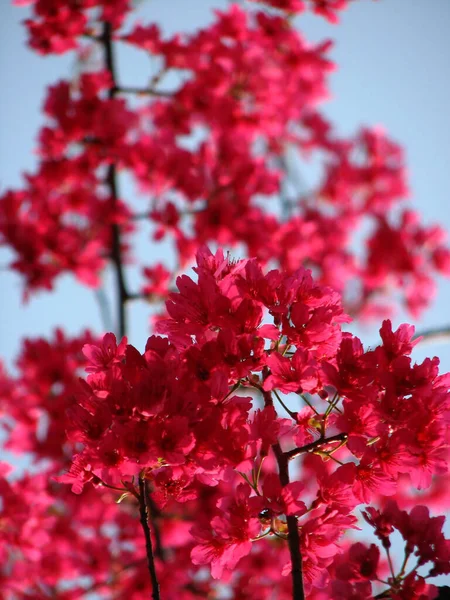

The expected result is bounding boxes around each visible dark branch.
[101,22,130,339]
[273,443,305,600]
[261,379,304,599]
[100,22,163,596]
[116,85,173,97]
[285,433,348,461]
[257,368,275,408]
[146,491,166,562]
[138,478,161,600]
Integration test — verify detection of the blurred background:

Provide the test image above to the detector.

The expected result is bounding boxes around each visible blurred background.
[1,0,449,370]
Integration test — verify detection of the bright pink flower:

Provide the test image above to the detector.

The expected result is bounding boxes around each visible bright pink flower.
[362,505,396,548]
[191,521,254,579]
[249,405,282,457]
[263,348,318,394]
[315,464,357,513]
[83,333,127,373]
[259,473,307,517]
[55,454,94,495]
[378,320,420,362]
[191,484,261,578]
[353,458,397,503]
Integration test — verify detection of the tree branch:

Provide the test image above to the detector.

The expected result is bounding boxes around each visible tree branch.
[273,442,305,600]
[262,382,304,599]
[100,23,164,597]
[414,325,450,346]
[285,433,348,461]
[101,22,130,339]
[138,477,161,600]
[116,85,172,97]
[146,492,166,562]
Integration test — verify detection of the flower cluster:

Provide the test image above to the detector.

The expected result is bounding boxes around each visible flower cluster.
[0,329,94,463]
[1,248,449,597]
[54,248,449,596]
[16,0,132,54]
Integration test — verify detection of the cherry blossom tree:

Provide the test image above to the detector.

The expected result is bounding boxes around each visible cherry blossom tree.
[1,1,449,599]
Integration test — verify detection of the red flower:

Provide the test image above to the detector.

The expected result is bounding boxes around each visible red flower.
[191,484,261,578]
[259,473,307,517]
[263,348,318,394]
[83,333,127,374]
[334,542,380,581]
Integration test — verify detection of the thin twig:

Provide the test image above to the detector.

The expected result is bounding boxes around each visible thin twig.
[414,326,450,346]
[138,478,161,600]
[273,389,298,420]
[116,85,173,97]
[385,545,396,580]
[95,286,114,331]
[285,433,348,461]
[101,22,130,339]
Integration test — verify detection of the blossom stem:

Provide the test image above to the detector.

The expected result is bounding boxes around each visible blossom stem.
[272,530,289,540]
[285,433,348,461]
[385,545,396,580]
[254,456,265,489]
[251,529,272,542]
[98,481,128,492]
[222,380,242,403]
[299,394,319,416]
[273,389,298,419]
[298,393,319,415]
[400,560,422,583]
[397,549,411,578]
[138,477,161,599]
[324,391,339,417]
